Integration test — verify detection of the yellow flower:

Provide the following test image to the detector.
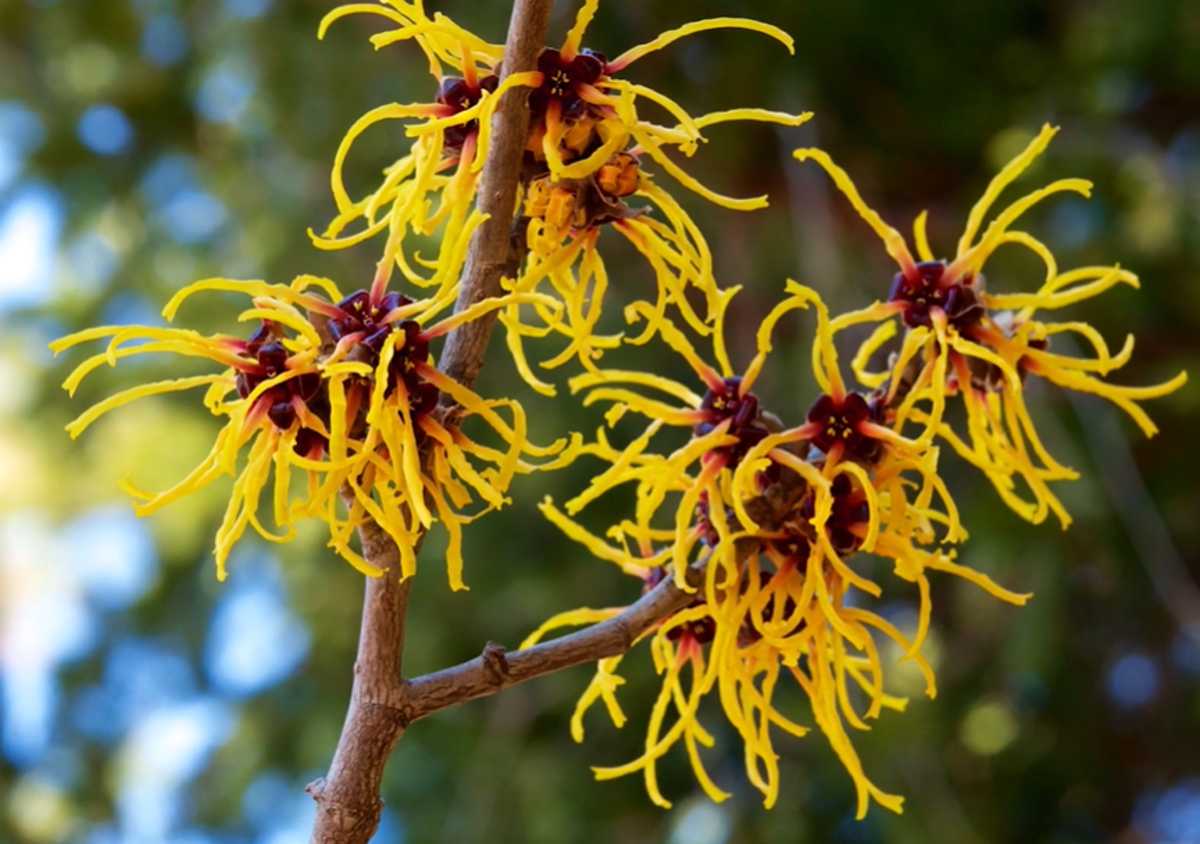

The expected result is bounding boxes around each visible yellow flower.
[502,0,811,387]
[52,275,572,587]
[499,113,807,394]
[522,0,798,201]
[319,0,799,216]
[312,1,524,297]
[532,455,1025,814]
[557,283,831,588]
[723,365,1029,813]
[794,125,1187,526]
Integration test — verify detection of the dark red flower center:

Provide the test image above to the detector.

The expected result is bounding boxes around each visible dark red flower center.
[693,376,769,466]
[328,289,439,419]
[798,472,871,555]
[642,566,715,644]
[805,392,882,462]
[233,286,443,452]
[889,260,984,330]
[328,289,408,345]
[436,74,499,150]
[387,320,439,419]
[530,47,607,121]
[235,323,328,452]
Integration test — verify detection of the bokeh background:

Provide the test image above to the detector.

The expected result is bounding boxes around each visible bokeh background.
[2,0,1199,842]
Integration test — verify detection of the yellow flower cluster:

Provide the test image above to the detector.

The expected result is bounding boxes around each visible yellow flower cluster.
[527,283,1027,812]
[526,128,1185,812]
[53,277,569,587]
[315,0,810,391]
[51,0,1187,822]
[796,124,1187,526]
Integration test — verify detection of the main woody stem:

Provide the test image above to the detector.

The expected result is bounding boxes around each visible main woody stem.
[308,2,553,841]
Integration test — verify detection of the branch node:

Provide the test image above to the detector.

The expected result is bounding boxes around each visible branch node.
[362,697,413,730]
[481,641,511,686]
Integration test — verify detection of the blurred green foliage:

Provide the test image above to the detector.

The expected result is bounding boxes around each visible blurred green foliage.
[1,1,1198,842]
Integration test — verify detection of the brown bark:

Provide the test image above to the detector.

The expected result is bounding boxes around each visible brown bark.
[306,514,412,840]
[436,0,548,390]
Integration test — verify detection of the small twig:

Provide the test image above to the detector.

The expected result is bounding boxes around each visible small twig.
[404,567,703,721]
[1064,380,1200,645]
